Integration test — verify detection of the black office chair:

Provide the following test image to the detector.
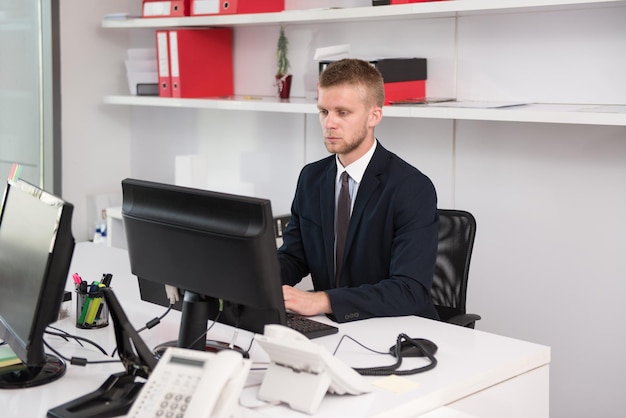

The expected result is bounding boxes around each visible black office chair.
[431,209,481,328]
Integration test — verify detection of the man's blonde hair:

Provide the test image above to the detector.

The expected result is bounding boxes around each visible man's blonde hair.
[319,59,385,108]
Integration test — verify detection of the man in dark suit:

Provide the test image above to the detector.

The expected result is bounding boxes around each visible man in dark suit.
[279,59,439,323]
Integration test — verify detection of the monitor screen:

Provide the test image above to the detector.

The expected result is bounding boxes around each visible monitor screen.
[121,178,286,351]
[0,179,74,388]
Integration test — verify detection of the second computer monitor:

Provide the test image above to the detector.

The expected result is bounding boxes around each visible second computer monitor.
[0,179,74,388]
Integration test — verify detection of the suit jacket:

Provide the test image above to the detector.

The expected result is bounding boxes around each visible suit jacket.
[278,142,439,323]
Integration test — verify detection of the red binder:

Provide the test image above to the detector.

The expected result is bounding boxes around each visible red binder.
[143,0,191,17]
[384,80,426,105]
[168,28,233,98]
[156,30,171,97]
[191,0,284,16]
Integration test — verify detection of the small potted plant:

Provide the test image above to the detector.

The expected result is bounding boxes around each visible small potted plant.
[275,26,292,99]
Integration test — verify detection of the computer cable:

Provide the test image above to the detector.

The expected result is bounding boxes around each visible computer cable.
[111,303,174,358]
[183,298,242,351]
[184,309,223,351]
[43,337,120,367]
[181,302,253,359]
[45,326,108,355]
[135,303,174,333]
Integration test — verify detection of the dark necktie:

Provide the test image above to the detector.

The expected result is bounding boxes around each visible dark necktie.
[336,171,350,286]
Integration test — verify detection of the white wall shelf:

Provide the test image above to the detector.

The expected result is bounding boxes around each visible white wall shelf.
[103,0,625,126]
[103,95,626,126]
[102,0,625,29]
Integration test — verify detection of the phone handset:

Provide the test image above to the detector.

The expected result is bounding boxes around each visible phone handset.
[185,349,251,418]
[127,347,251,418]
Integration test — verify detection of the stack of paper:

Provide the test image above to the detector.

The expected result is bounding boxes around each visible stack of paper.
[0,345,25,374]
[126,48,158,96]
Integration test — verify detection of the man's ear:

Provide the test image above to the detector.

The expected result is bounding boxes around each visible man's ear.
[369,107,383,128]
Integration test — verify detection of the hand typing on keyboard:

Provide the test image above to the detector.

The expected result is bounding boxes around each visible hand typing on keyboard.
[282,285,332,316]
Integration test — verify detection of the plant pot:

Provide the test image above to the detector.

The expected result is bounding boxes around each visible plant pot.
[276,74,292,99]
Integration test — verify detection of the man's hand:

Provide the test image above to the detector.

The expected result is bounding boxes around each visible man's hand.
[282,285,332,316]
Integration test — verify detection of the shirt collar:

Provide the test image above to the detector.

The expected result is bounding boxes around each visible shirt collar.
[335,139,377,184]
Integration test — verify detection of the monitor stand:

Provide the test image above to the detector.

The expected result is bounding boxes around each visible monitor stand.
[152,291,247,358]
[0,354,66,389]
[47,287,157,418]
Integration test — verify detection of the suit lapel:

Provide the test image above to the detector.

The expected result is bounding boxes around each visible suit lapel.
[345,144,388,255]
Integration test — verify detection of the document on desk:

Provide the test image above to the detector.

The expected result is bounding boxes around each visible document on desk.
[371,374,421,394]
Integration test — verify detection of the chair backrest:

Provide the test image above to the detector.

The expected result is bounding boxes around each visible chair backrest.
[431,209,477,322]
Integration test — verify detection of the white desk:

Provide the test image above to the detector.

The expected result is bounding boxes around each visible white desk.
[1,243,550,418]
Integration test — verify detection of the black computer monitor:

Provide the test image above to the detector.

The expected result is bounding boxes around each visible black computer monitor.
[121,178,286,351]
[0,179,75,388]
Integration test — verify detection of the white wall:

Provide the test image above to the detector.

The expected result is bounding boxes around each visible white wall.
[455,121,626,417]
[60,0,133,241]
[59,2,626,418]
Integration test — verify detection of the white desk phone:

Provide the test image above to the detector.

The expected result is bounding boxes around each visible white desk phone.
[126,348,251,418]
[256,324,372,414]
[126,324,370,417]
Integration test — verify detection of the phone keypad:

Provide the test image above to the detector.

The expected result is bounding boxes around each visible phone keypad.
[129,370,202,417]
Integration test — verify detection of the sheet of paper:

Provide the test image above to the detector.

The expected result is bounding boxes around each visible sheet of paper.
[371,374,421,394]
[314,44,350,60]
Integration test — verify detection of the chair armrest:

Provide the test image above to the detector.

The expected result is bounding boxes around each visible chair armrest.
[445,313,481,329]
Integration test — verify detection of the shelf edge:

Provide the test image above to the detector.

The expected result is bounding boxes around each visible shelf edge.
[102,0,626,29]
[103,96,626,126]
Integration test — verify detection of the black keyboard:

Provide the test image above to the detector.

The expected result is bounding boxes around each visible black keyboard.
[285,313,338,339]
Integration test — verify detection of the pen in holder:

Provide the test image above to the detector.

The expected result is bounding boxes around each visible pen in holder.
[76,287,110,329]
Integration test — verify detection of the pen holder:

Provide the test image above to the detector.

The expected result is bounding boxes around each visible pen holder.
[75,288,109,329]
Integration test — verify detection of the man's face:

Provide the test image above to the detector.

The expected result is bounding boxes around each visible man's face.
[317,83,381,166]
